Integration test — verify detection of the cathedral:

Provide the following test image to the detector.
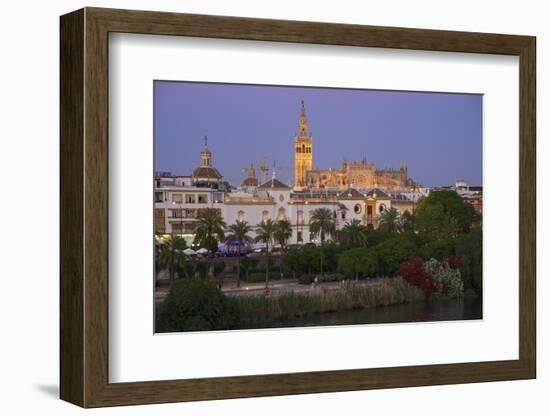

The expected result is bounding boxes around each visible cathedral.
[294,101,416,192]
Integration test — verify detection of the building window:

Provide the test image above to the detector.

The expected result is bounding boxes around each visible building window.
[354,204,362,214]
[172,193,183,203]
[367,205,373,216]
[277,207,286,221]
[341,210,347,220]
[237,210,245,222]
[197,194,208,204]
[262,210,269,223]
[185,194,196,204]
[154,209,165,233]
[155,192,164,203]
[297,231,303,243]
[297,210,304,225]
[379,203,386,213]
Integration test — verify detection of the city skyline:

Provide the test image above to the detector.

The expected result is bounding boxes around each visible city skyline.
[154,81,483,188]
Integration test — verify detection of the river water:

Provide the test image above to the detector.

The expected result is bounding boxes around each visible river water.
[246,296,482,329]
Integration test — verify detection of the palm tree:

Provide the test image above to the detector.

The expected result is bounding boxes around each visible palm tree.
[157,235,187,281]
[309,208,336,276]
[338,219,369,247]
[193,208,226,249]
[378,207,402,233]
[224,221,253,288]
[193,208,226,280]
[254,219,276,288]
[273,219,293,279]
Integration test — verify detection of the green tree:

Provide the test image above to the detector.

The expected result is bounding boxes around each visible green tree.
[255,219,276,287]
[156,279,239,332]
[400,210,416,233]
[193,208,226,250]
[378,207,402,233]
[421,237,455,260]
[375,235,419,275]
[157,235,187,281]
[274,219,293,279]
[415,203,458,238]
[309,208,336,276]
[338,219,369,247]
[274,219,293,250]
[193,208,226,281]
[240,256,259,282]
[455,226,482,292]
[338,247,378,279]
[281,248,303,278]
[415,190,480,236]
[224,221,253,288]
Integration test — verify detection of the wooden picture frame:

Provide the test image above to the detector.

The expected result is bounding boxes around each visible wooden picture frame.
[60,7,536,408]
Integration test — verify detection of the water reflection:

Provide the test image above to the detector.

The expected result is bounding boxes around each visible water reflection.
[241,296,482,330]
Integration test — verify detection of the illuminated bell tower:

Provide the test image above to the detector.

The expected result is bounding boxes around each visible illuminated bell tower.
[294,100,313,188]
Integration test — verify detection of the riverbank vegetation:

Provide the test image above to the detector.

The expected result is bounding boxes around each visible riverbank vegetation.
[155,190,482,332]
[234,278,424,329]
[156,277,425,332]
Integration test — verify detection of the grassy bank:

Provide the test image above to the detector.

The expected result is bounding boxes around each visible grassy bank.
[234,278,424,328]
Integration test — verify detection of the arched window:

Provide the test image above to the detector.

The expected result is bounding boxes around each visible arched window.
[262,210,269,223]
[296,146,300,153]
[302,144,306,153]
[237,210,245,222]
[379,204,386,213]
[277,207,286,221]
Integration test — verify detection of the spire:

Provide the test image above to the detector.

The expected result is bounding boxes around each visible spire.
[298,100,309,138]
[200,135,212,167]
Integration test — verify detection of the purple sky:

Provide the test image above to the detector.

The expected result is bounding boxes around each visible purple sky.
[154,81,482,187]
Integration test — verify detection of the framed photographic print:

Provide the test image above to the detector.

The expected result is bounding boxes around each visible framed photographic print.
[60,7,536,408]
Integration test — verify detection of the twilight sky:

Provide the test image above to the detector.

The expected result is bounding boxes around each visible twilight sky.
[154,81,482,187]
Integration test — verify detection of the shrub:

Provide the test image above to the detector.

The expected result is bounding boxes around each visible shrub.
[298,274,315,285]
[375,236,419,275]
[444,255,461,269]
[421,238,455,260]
[234,279,425,327]
[424,258,464,298]
[397,256,434,297]
[156,279,239,332]
[338,248,377,279]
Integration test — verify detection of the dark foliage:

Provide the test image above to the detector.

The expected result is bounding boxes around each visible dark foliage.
[398,256,434,298]
[156,279,239,332]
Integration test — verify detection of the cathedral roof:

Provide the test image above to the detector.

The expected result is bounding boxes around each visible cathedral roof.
[365,188,389,198]
[336,188,364,198]
[258,178,290,190]
[192,166,223,180]
[240,176,259,187]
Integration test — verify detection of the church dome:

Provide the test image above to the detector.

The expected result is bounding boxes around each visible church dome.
[192,166,223,180]
[192,136,223,180]
[241,176,259,187]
